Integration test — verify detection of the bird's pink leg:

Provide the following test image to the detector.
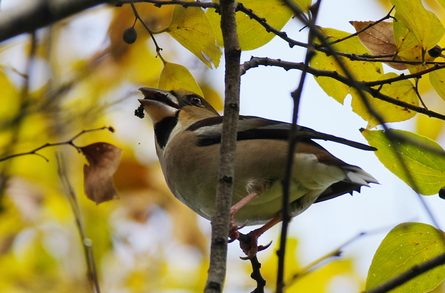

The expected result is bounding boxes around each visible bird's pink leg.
[228,190,282,258]
[229,192,259,242]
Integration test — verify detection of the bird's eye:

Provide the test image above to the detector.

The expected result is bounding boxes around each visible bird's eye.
[189,96,203,106]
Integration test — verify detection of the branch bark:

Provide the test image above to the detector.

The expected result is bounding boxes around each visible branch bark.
[204,0,241,292]
[0,0,107,43]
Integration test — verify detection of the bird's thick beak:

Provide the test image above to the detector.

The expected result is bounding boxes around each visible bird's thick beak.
[138,87,179,123]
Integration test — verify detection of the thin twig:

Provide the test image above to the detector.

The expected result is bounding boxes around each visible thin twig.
[56,154,101,293]
[276,2,320,292]
[413,78,428,110]
[0,126,113,162]
[129,3,166,62]
[241,57,445,121]
[286,225,400,286]
[326,6,395,46]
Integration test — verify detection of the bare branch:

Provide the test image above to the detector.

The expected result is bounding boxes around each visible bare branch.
[276,2,320,291]
[0,0,107,43]
[116,0,218,10]
[241,57,445,121]
[0,126,114,162]
[204,0,241,292]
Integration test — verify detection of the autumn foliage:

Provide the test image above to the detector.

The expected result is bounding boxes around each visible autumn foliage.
[1,0,445,292]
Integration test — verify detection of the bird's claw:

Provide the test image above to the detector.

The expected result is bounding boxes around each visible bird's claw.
[238,231,273,259]
[228,221,246,243]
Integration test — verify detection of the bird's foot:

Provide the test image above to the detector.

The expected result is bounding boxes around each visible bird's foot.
[238,230,272,259]
[229,222,246,243]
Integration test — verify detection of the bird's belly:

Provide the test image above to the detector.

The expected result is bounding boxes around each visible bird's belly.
[231,179,323,226]
[159,138,345,226]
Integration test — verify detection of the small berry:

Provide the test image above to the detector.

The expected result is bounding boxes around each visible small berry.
[123,27,137,44]
[428,45,443,58]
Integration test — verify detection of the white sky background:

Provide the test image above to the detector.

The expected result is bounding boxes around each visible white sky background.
[2,0,445,292]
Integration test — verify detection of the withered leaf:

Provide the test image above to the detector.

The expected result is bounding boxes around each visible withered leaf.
[81,142,122,204]
[351,21,407,70]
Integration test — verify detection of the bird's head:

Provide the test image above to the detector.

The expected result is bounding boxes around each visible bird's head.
[137,88,220,126]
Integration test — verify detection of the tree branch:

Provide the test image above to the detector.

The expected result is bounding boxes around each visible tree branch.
[241,57,445,121]
[204,0,241,292]
[0,0,107,44]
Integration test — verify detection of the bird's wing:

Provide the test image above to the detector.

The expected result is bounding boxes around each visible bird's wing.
[188,115,376,151]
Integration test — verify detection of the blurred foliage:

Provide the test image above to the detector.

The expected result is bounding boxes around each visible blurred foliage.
[2,0,445,292]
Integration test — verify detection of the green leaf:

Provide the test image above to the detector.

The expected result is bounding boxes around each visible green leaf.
[207,0,300,51]
[311,27,383,103]
[366,222,445,293]
[362,129,445,195]
[166,6,222,68]
[158,62,203,96]
[351,73,418,128]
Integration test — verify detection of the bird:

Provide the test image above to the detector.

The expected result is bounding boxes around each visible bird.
[136,87,378,257]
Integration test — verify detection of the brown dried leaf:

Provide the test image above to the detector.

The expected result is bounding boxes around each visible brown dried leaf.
[351,21,407,70]
[81,142,122,204]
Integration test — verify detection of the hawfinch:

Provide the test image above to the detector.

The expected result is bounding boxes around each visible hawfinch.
[137,88,378,257]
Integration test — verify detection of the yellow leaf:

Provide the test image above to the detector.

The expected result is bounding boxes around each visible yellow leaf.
[260,237,360,292]
[261,237,301,288]
[200,83,224,112]
[207,0,299,51]
[158,62,203,96]
[391,0,444,52]
[352,73,418,128]
[0,70,19,124]
[311,27,382,104]
[166,6,221,68]
[436,0,445,11]
[416,114,444,140]
[288,259,359,292]
[430,69,445,102]
[391,0,444,72]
